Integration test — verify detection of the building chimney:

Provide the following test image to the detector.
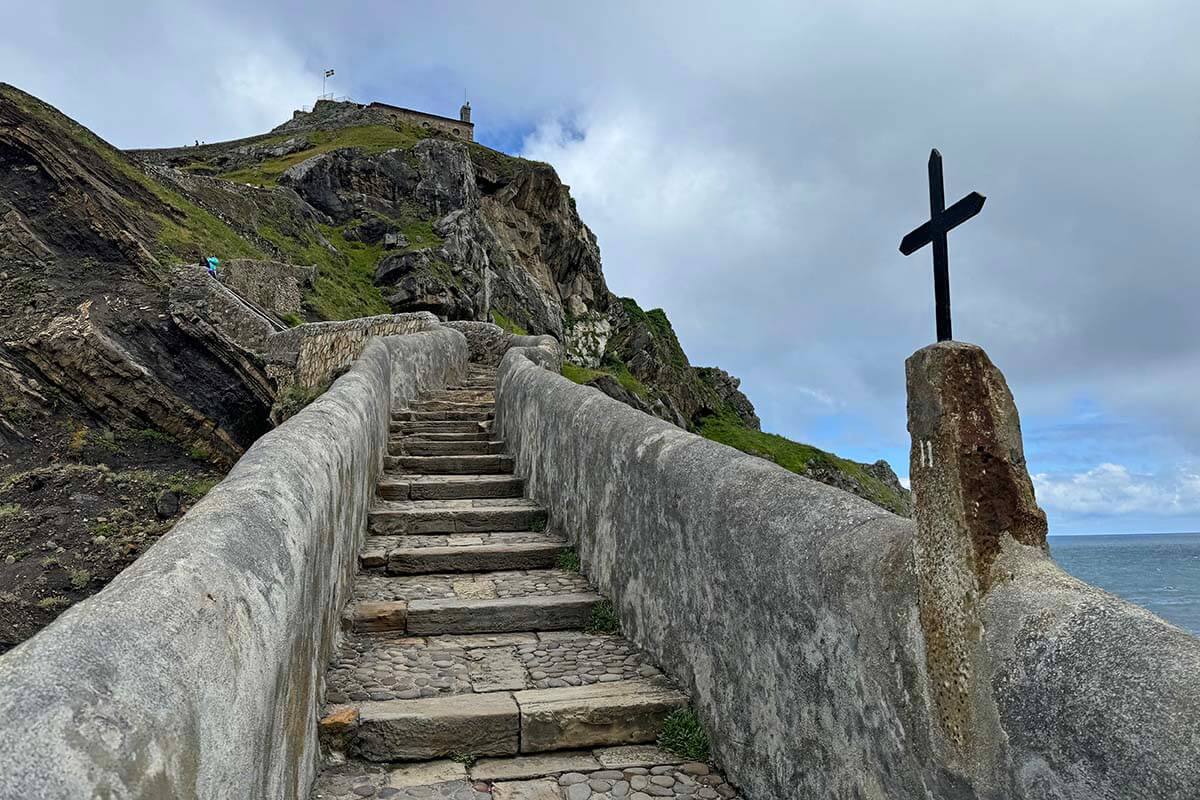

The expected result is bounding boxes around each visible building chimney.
[460,101,472,124]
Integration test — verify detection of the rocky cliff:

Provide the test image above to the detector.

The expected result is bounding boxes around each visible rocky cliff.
[0,86,908,650]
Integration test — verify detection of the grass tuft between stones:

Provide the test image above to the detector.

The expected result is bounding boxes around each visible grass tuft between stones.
[449,752,477,768]
[657,708,710,761]
[555,548,581,573]
[585,599,620,635]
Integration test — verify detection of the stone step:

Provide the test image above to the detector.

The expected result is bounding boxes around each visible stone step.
[377,473,524,501]
[348,568,598,635]
[370,499,546,535]
[390,420,492,435]
[421,389,494,403]
[347,593,601,635]
[388,439,506,456]
[361,532,567,573]
[411,400,497,412]
[391,431,495,442]
[325,630,664,705]
[393,409,494,422]
[389,454,513,475]
[343,677,687,762]
[313,746,741,798]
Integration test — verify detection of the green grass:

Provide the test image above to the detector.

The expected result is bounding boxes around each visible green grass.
[258,222,391,321]
[491,309,528,336]
[555,548,581,573]
[699,411,908,515]
[36,595,72,611]
[169,475,219,502]
[219,125,432,187]
[0,503,22,519]
[657,709,710,761]
[69,568,92,590]
[280,312,304,327]
[586,599,621,635]
[561,360,648,399]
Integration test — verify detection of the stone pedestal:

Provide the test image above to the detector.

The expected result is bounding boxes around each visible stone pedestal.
[906,340,1047,768]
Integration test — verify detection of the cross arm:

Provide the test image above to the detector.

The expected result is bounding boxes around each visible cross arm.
[898,191,987,255]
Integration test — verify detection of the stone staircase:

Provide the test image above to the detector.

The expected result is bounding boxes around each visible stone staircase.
[312,367,741,800]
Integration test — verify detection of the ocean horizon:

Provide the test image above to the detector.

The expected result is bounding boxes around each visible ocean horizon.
[1049,531,1200,635]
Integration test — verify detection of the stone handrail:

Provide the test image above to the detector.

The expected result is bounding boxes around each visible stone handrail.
[0,326,468,799]
[493,338,1200,800]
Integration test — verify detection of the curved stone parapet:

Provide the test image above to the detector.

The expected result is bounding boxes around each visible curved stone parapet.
[0,326,468,799]
[493,340,1200,800]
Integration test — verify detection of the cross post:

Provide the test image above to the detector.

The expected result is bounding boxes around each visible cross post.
[899,149,985,342]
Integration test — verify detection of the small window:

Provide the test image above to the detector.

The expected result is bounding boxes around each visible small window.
[453,128,460,135]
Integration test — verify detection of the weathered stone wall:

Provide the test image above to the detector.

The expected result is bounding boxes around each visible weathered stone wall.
[217,258,316,317]
[0,326,468,799]
[366,102,474,142]
[494,340,1200,800]
[266,312,439,391]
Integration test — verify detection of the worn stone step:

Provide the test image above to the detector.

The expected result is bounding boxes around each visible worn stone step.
[377,473,524,501]
[361,532,567,573]
[515,678,689,753]
[391,430,495,442]
[343,678,684,762]
[312,748,738,798]
[350,692,520,762]
[408,594,600,635]
[411,400,497,412]
[421,389,494,402]
[347,593,600,635]
[393,409,493,422]
[325,630,663,706]
[370,499,545,535]
[390,454,513,475]
[390,420,491,435]
[388,439,506,456]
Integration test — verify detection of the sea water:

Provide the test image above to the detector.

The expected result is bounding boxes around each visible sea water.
[1050,532,1200,636]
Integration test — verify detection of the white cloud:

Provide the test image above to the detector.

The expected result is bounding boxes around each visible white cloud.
[1034,463,1200,516]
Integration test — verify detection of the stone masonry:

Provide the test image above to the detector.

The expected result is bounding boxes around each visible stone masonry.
[311,362,740,800]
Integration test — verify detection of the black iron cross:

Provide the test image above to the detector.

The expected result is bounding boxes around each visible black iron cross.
[899,149,986,342]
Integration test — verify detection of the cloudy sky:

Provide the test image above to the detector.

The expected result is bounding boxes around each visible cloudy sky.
[5,1,1200,534]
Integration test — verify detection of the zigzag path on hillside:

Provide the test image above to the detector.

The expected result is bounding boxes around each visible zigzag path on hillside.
[312,365,742,800]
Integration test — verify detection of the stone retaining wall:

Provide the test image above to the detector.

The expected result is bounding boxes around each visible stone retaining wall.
[266,313,439,391]
[494,340,1200,800]
[217,259,317,317]
[0,326,468,799]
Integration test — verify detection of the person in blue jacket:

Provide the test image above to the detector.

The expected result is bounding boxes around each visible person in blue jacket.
[205,256,219,276]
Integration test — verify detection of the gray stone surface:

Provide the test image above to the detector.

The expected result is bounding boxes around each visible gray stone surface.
[327,634,472,703]
[407,593,600,635]
[906,341,1050,777]
[0,326,469,799]
[351,692,520,761]
[494,338,1200,800]
[514,678,688,753]
[376,474,523,501]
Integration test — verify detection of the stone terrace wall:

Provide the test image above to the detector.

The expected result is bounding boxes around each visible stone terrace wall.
[494,340,1200,800]
[0,327,468,800]
[266,312,439,391]
[218,259,317,317]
